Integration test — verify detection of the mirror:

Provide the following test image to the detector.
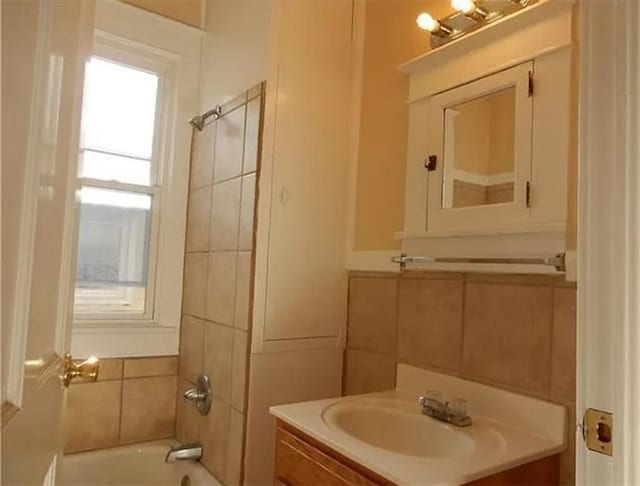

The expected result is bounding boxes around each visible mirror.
[441,86,516,209]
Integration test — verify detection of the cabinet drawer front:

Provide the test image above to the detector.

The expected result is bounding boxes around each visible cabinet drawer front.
[275,426,380,486]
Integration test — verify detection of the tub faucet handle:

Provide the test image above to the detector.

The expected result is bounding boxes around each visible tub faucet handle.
[183,374,212,416]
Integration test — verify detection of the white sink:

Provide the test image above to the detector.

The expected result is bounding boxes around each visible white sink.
[322,399,475,458]
[270,366,566,485]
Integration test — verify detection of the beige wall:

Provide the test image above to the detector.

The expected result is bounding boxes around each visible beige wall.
[178,85,263,485]
[120,0,203,27]
[354,0,453,251]
[198,0,272,111]
[63,356,178,453]
[344,271,576,485]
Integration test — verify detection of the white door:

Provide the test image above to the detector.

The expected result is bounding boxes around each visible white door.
[1,1,95,484]
[577,0,640,484]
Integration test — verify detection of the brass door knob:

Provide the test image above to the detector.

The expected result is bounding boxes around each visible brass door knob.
[62,353,99,387]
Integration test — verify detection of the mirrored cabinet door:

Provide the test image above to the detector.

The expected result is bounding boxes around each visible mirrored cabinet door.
[426,61,533,233]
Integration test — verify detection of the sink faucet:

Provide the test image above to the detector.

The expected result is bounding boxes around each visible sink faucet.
[418,391,472,427]
[165,443,203,463]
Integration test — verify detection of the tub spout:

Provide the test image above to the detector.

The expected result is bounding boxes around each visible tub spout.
[165,443,203,463]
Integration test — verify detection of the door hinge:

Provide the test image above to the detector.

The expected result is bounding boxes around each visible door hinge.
[528,70,534,97]
[525,181,531,207]
[582,408,613,456]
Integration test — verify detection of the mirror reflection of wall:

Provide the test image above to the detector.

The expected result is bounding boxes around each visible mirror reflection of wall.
[442,86,516,209]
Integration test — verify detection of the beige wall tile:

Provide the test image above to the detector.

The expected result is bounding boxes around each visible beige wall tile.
[243,98,261,174]
[73,358,122,383]
[200,399,231,481]
[176,379,201,444]
[205,252,238,325]
[343,349,395,396]
[401,270,464,280]
[123,356,178,379]
[183,252,208,318]
[180,316,205,383]
[227,408,246,486]
[551,287,577,402]
[203,322,234,402]
[463,283,553,394]
[231,330,249,412]
[397,278,463,371]
[347,277,397,356]
[190,126,215,188]
[464,273,555,286]
[186,185,212,252]
[213,106,245,182]
[234,251,252,331]
[209,178,241,251]
[64,381,121,453]
[120,376,177,444]
[238,174,256,251]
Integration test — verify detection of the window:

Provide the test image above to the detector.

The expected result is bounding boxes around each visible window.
[74,57,159,318]
[69,0,200,358]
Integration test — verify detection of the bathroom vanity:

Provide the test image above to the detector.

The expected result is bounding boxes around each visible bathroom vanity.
[270,365,565,486]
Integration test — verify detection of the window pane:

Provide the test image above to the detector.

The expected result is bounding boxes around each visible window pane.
[74,187,152,314]
[80,149,151,186]
[81,57,158,160]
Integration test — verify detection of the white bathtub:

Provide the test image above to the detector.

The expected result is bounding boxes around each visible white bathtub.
[62,440,221,486]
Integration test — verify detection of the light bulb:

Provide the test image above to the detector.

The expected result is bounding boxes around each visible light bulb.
[451,0,477,14]
[416,12,440,33]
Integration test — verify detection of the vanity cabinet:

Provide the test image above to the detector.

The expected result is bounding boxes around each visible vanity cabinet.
[274,420,560,486]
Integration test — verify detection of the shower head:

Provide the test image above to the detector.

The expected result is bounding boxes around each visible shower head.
[189,105,222,131]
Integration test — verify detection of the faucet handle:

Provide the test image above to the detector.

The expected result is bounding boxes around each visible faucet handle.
[449,398,468,417]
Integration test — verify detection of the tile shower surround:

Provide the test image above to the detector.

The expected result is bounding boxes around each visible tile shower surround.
[178,83,263,485]
[64,356,179,453]
[344,270,577,485]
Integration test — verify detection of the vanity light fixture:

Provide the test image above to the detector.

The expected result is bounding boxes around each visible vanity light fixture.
[416,12,453,37]
[417,0,536,49]
[451,0,488,21]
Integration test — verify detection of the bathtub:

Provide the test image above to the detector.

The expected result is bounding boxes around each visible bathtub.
[62,440,221,486]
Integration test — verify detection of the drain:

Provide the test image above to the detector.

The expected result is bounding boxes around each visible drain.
[180,474,191,486]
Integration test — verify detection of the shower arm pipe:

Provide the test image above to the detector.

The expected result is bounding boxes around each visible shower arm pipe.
[189,104,223,131]
[201,105,223,121]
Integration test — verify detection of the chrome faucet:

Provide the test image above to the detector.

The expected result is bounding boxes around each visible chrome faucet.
[418,391,471,427]
[165,443,203,463]
[183,374,212,416]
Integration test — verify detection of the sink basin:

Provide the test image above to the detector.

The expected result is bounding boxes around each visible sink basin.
[322,399,475,458]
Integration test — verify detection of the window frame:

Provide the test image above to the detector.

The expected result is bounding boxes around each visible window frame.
[74,46,165,323]
[69,0,202,358]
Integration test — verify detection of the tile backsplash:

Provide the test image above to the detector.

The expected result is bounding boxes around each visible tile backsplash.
[64,356,178,453]
[344,270,576,485]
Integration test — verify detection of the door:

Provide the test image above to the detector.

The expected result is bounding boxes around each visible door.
[1,1,95,484]
[577,0,640,484]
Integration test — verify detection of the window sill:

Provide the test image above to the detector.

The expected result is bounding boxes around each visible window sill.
[70,321,179,358]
